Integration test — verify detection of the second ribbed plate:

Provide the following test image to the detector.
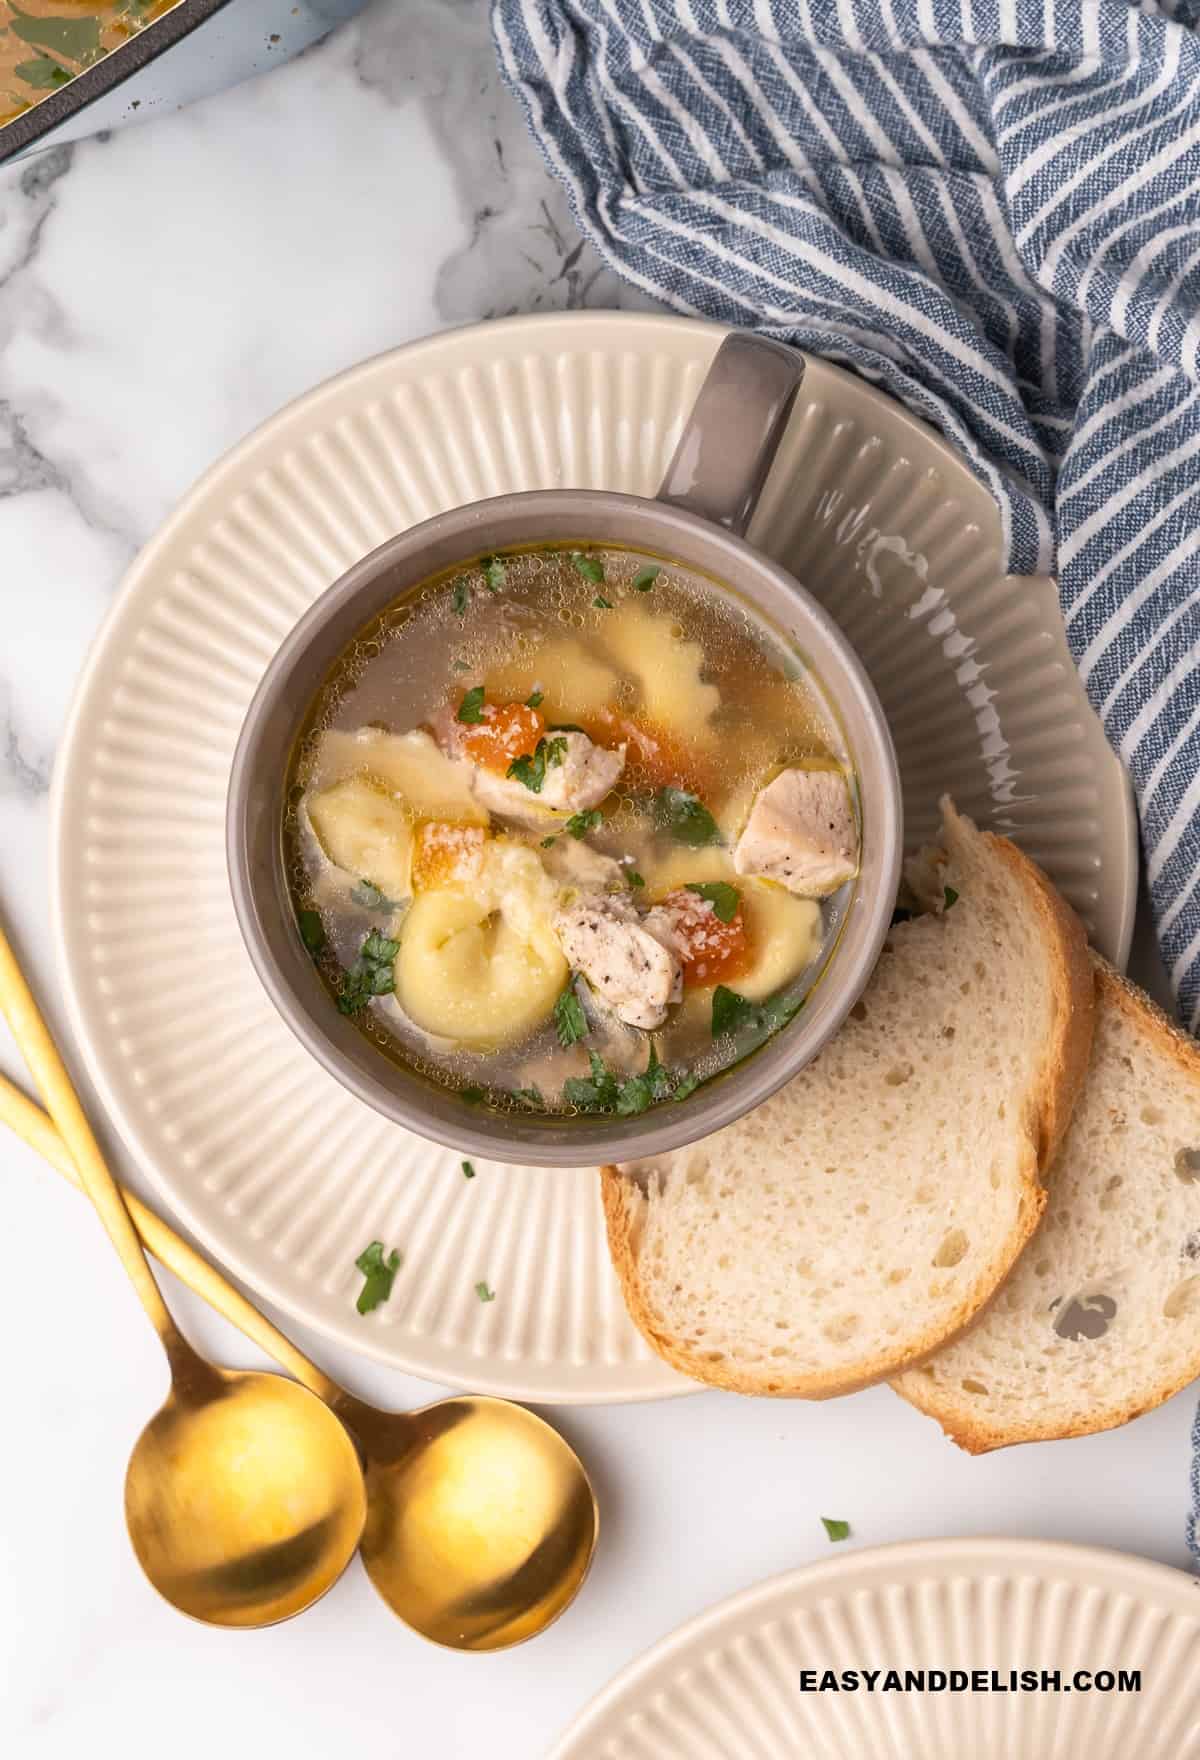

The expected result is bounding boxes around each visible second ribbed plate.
[50,312,1136,1402]
[550,1540,1200,1758]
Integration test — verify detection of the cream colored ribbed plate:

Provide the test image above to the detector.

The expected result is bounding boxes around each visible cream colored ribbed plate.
[51,312,1137,1402]
[552,1539,1200,1758]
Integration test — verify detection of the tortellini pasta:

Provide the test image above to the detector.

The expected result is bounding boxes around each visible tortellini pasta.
[307,778,414,900]
[484,637,621,724]
[598,602,721,737]
[735,879,821,1000]
[394,840,568,1048]
[307,727,486,825]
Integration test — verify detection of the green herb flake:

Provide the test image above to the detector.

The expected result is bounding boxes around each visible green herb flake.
[563,1050,620,1112]
[653,786,723,848]
[541,835,558,849]
[633,564,661,592]
[15,54,71,88]
[821,1517,851,1543]
[355,1240,401,1315]
[9,5,101,64]
[526,690,544,708]
[511,1085,544,1109]
[507,734,568,794]
[482,555,506,592]
[337,929,400,1015]
[451,576,471,617]
[565,808,603,840]
[297,908,326,957]
[462,1160,476,1180]
[944,885,960,910]
[686,881,740,924]
[351,879,397,912]
[571,551,605,584]
[453,659,471,673]
[554,984,588,1048]
[565,1046,693,1116]
[626,868,645,888]
[457,685,487,725]
[614,1043,675,1117]
[475,1280,496,1303]
[592,594,613,610]
[460,1086,486,1105]
[711,984,803,1040]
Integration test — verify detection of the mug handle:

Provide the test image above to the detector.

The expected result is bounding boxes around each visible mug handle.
[656,333,806,537]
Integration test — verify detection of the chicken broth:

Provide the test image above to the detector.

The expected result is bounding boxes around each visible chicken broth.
[285,543,860,1119]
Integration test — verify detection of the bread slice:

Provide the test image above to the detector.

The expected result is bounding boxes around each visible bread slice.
[601,799,1093,1397]
[893,961,1200,1449]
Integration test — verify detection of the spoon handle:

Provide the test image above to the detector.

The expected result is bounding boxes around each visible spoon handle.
[0,1063,345,1409]
[0,923,201,1370]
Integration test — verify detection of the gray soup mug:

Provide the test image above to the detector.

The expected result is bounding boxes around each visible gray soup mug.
[227,332,902,1168]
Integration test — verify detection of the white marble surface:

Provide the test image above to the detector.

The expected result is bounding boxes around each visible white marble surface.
[0,5,1192,1757]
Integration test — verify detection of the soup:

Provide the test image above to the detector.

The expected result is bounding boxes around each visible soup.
[285,543,860,1120]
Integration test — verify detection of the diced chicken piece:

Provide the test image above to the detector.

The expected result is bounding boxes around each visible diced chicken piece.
[554,895,682,1031]
[733,767,859,898]
[469,730,625,826]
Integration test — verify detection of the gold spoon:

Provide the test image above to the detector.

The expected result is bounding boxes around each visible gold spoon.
[0,925,367,1628]
[0,1064,598,1650]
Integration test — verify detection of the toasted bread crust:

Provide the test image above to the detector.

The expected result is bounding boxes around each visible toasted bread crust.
[600,802,1096,1398]
[895,961,1200,1453]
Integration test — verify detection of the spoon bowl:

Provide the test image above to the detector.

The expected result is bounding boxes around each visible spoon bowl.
[125,1366,367,1629]
[0,1066,597,1645]
[356,1397,598,1650]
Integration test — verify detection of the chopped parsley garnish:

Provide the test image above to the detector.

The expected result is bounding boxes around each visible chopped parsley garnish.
[355,1241,401,1314]
[482,555,506,592]
[711,984,802,1039]
[511,1085,544,1108]
[633,564,660,592]
[475,1280,496,1303]
[571,551,605,583]
[507,734,568,793]
[297,908,325,956]
[541,835,558,848]
[554,984,588,1048]
[565,807,603,839]
[16,55,71,89]
[461,1160,476,1179]
[821,1517,851,1542]
[686,881,740,923]
[451,576,471,617]
[592,594,613,610]
[526,689,544,708]
[563,1050,619,1112]
[613,1043,675,1116]
[337,929,399,1015]
[653,786,723,847]
[351,879,397,912]
[457,685,487,724]
[944,885,960,910]
[626,868,645,888]
[564,1045,696,1115]
[460,1086,486,1104]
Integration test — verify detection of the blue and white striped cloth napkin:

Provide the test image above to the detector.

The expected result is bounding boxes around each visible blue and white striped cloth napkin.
[494,0,1200,1026]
